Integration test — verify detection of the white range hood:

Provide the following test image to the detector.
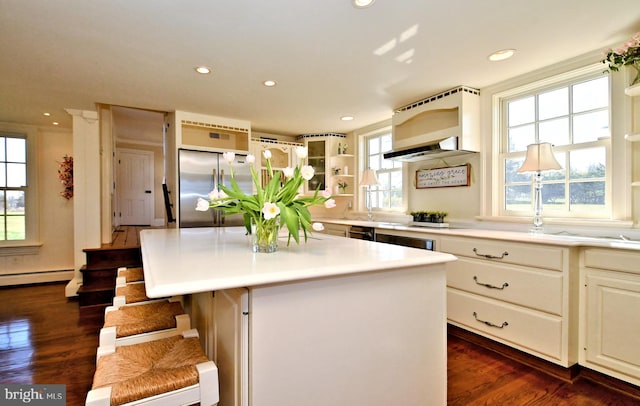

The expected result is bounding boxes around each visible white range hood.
[385,86,481,162]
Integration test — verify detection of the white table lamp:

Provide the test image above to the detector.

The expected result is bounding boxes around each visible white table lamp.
[517,143,562,233]
[360,169,379,221]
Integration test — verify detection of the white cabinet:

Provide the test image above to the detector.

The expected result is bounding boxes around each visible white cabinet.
[627,84,640,202]
[316,222,350,237]
[441,236,579,366]
[627,133,640,189]
[205,264,448,406]
[250,139,302,187]
[297,134,354,195]
[328,139,355,196]
[305,137,327,192]
[580,248,640,386]
[330,153,355,196]
[190,289,249,406]
[248,269,447,406]
[175,110,251,152]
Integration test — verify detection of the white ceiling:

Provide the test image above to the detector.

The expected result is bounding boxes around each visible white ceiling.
[1,0,638,136]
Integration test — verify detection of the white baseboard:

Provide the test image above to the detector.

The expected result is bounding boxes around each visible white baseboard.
[65,277,82,297]
[0,270,75,288]
[152,218,166,227]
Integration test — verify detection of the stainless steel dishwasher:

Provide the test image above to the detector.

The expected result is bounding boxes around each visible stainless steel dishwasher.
[375,233,435,250]
[348,225,375,241]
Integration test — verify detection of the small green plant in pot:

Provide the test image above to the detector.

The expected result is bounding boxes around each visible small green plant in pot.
[432,211,448,223]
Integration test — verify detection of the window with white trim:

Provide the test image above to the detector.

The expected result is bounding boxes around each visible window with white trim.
[365,131,403,210]
[500,71,611,219]
[0,133,27,240]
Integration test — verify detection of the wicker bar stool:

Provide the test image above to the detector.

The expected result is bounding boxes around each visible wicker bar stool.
[86,329,219,406]
[116,267,144,283]
[100,299,191,347]
[113,280,156,306]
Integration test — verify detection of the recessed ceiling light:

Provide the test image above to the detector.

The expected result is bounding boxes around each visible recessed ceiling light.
[195,66,212,74]
[43,112,51,117]
[488,49,516,62]
[353,0,375,8]
[52,121,59,126]
[341,116,354,121]
[263,80,277,87]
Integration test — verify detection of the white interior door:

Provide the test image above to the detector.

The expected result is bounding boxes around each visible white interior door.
[117,149,154,225]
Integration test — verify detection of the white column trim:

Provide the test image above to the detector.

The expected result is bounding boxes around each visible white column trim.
[65,109,98,124]
[65,108,101,296]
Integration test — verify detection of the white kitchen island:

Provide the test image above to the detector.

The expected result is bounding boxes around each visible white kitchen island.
[140,227,456,406]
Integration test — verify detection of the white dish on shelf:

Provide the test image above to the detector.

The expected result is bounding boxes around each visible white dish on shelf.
[624,83,640,96]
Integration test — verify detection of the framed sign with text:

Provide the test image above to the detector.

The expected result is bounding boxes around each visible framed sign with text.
[416,164,470,189]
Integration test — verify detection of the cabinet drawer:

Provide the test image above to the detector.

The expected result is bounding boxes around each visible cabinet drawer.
[319,224,349,238]
[441,237,564,271]
[448,288,563,362]
[583,248,640,275]
[447,257,563,315]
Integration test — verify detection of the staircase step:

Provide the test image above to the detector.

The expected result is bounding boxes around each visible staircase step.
[78,226,147,309]
[80,266,118,287]
[83,247,142,269]
[78,278,117,292]
[77,285,115,307]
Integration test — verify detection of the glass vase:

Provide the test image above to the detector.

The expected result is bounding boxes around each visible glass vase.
[251,217,280,253]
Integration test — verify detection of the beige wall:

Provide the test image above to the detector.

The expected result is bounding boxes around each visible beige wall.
[631,90,640,225]
[0,123,74,284]
[37,128,75,270]
[407,153,481,222]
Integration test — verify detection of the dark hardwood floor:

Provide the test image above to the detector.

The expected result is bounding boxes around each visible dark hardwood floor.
[447,333,639,405]
[104,225,159,249]
[1,282,639,406]
[0,282,103,406]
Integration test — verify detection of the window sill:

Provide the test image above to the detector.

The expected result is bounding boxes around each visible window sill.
[478,215,633,228]
[0,242,43,256]
[474,216,638,238]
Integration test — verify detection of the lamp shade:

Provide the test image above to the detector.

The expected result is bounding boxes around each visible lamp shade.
[360,169,379,186]
[517,143,562,173]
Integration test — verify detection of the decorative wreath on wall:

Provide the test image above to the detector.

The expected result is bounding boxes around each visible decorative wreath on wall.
[58,155,73,200]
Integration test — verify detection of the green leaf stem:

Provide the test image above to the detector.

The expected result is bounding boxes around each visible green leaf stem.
[206,154,333,245]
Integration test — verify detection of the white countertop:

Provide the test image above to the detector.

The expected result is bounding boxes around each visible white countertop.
[139,227,457,298]
[320,219,640,251]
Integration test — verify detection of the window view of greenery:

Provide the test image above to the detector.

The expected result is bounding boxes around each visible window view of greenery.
[367,132,403,210]
[1,135,27,240]
[503,75,609,217]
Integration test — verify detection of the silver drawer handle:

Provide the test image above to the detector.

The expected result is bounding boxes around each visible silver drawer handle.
[473,312,509,329]
[473,248,509,259]
[473,276,509,290]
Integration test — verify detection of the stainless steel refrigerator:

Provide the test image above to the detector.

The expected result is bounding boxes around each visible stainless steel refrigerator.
[178,149,252,228]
